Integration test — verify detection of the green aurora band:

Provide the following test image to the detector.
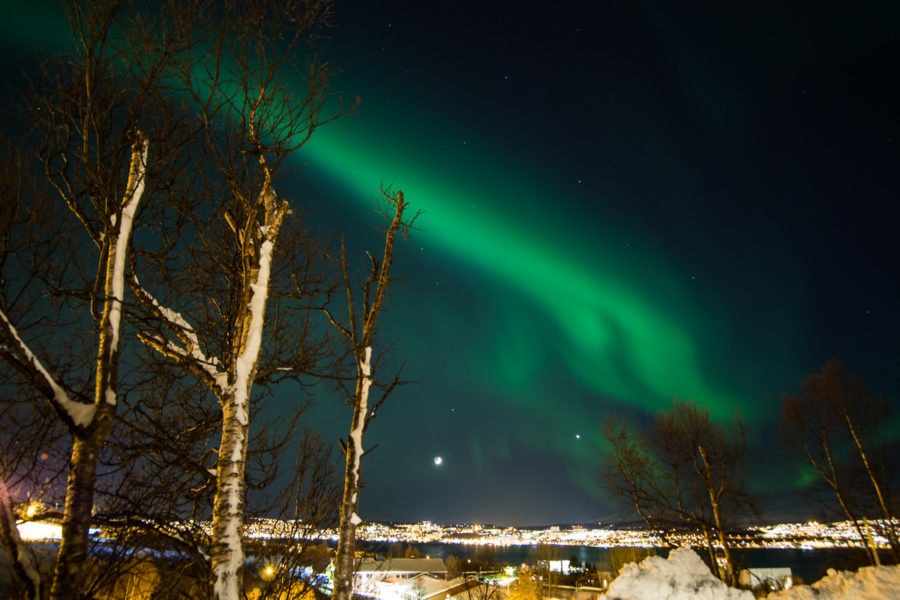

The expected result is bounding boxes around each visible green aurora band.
[299,109,751,421]
[1,6,755,422]
[3,8,811,512]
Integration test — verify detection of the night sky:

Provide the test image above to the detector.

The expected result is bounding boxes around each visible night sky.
[4,1,900,526]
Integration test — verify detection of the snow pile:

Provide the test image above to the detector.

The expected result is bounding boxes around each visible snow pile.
[767,564,900,600]
[600,546,900,600]
[602,547,752,600]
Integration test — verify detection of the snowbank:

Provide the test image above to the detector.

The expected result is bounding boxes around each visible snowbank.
[600,546,900,600]
[767,564,900,600]
[602,547,753,600]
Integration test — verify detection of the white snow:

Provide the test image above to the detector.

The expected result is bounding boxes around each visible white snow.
[107,136,148,356]
[0,307,96,427]
[601,547,900,600]
[232,239,275,426]
[602,548,752,600]
[348,346,373,511]
[131,276,228,395]
[350,512,363,526]
[766,564,900,600]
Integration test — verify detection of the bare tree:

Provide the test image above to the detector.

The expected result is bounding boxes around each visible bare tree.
[325,189,416,600]
[2,1,350,598]
[0,137,70,600]
[109,1,352,597]
[782,360,898,564]
[90,370,341,600]
[601,398,754,585]
[0,0,165,588]
[506,567,544,600]
[248,431,341,600]
[0,120,147,600]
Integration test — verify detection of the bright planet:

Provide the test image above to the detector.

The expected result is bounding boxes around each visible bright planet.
[433,456,443,466]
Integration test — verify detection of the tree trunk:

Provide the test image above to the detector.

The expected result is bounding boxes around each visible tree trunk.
[330,193,409,600]
[698,445,735,585]
[841,407,900,561]
[50,416,113,599]
[333,346,373,600]
[333,443,362,600]
[818,437,881,566]
[211,231,279,599]
[49,135,147,599]
[211,399,251,600]
[699,525,721,581]
[0,479,42,600]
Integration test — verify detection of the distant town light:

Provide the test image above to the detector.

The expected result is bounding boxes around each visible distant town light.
[17,521,62,540]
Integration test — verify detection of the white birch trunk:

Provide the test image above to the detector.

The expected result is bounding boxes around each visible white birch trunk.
[131,172,288,599]
[211,238,276,600]
[333,346,373,600]
[49,134,148,600]
[331,192,408,600]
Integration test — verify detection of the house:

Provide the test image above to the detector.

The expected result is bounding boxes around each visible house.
[354,558,449,597]
[383,575,477,600]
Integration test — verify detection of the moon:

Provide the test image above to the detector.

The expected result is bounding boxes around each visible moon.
[433,456,443,466]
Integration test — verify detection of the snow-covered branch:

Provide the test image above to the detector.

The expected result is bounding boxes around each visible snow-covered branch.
[0,307,96,428]
[106,134,149,356]
[130,274,228,396]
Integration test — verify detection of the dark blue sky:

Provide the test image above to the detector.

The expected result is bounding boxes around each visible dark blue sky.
[298,0,900,525]
[3,1,899,526]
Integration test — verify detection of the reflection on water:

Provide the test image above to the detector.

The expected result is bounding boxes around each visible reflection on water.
[359,541,871,585]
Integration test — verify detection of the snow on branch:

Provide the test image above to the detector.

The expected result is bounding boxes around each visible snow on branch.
[232,238,276,427]
[0,308,95,428]
[107,134,149,355]
[129,274,228,396]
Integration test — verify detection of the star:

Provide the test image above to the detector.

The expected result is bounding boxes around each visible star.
[433,456,443,466]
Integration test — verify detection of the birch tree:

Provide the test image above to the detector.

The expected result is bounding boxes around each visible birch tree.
[601,399,754,586]
[0,40,154,598]
[2,2,346,598]
[1,2,208,595]
[121,2,350,597]
[782,360,898,564]
[0,152,68,596]
[325,189,415,600]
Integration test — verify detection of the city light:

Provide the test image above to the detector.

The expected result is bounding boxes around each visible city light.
[17,521,62,541]
[221,516,899,552]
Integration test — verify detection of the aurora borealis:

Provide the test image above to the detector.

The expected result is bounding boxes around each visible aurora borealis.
[294,1,900,524]
[4,1,900,526]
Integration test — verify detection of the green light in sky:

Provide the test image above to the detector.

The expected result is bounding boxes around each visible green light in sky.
[0,4,748,421]
[297,111,751,422]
